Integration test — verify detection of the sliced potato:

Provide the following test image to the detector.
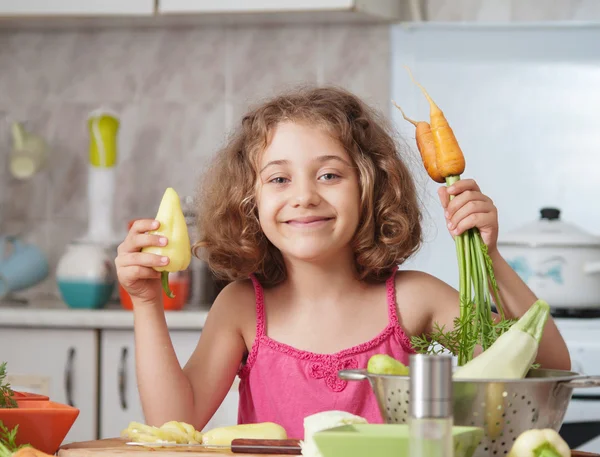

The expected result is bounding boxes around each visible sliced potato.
[202,422,287,446]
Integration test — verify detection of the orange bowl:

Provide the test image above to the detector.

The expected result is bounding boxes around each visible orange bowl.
[0,400,80,454]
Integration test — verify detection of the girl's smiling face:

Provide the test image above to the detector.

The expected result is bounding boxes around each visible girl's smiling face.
[256,121,361,263]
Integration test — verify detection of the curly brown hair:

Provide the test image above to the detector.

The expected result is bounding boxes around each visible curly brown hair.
[193,85,423,287]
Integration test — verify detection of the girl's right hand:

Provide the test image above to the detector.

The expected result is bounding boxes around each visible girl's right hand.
[115,219,170,305]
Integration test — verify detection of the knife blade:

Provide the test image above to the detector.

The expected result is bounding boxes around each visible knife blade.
[126,438,302,455]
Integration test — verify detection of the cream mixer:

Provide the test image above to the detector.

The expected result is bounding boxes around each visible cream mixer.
[56,110,124,309]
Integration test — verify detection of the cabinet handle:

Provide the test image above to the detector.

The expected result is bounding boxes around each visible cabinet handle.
[118,347,128,410]
[64,347,75,407]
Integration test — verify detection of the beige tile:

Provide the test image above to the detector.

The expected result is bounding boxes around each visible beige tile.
[320,24,391,115]
[113,101,226,228]
[227,25,320,125]
[511,0,578,21]
[44,103,108,220]
[136,28,227,105]
[0,31,77,106]
[53,28,227,104]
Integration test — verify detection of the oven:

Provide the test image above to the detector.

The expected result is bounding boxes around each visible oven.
[555,314,600,453]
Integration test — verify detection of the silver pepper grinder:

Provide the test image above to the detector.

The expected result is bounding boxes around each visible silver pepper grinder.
[409,354,454,457]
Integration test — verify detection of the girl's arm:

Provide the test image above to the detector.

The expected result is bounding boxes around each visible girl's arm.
[134,281,250,428]
[486,249,571,370]
[426,179,571,371]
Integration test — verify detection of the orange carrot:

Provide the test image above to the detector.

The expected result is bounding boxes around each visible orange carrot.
[404,66,465,180]
[392,101,444,183]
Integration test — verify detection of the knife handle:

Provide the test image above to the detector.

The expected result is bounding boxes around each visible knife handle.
[231,439,302,455]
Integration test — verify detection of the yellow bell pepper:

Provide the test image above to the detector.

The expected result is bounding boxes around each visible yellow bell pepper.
[142,188,191,298]
[508,428,571,457]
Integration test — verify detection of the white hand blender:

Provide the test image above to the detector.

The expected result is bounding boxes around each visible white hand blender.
[55,109,122,309]
[81,109,122,244]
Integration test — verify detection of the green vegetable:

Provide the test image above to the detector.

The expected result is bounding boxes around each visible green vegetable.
[453,300,550,380]
[0,421,29,454]
[507,428,570,457]
[367,355,410,375]
[0,363,17,409]
[411,176,516,366]
[400,71,516,366]
[0,441,11,457]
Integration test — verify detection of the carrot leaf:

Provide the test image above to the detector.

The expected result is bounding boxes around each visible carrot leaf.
[0,363,17,409]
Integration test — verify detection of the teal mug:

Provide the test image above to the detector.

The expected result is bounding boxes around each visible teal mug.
[0,236,49,298]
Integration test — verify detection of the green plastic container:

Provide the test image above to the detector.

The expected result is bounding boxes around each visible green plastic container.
[313,424,484,457]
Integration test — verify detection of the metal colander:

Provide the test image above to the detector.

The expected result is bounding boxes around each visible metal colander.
[338,368,600,457]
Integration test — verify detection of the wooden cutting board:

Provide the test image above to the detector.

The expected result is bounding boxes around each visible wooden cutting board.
[58,438,599,457]
[58,438,296,457]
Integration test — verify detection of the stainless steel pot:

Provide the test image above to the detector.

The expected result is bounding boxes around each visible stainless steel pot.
[339,368,600,457]
[498,208,600,309]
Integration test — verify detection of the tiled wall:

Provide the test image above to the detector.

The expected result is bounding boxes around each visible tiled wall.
[0,24,391,300]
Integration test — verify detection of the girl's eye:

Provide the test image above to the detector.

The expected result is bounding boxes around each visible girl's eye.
[319,173,340,181]
[270,177,289,184]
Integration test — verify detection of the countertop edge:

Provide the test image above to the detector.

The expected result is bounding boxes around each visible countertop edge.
[0,307,210,330]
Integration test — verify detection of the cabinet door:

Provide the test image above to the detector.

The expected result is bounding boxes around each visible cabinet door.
[0,328,99,443]
[0,0,154,16]
[158,0,354,14]
[100,329,240,438]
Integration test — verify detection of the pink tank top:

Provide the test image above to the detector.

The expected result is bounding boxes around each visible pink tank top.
[236,267,415,439]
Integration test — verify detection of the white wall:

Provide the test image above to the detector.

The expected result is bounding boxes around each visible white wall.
[390,23,600,293]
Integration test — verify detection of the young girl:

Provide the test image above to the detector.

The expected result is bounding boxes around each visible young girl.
[115,86,570,439]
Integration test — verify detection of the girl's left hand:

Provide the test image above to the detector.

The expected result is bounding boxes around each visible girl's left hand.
[438,179,499,253]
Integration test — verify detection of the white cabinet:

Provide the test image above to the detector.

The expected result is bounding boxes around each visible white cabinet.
[0,0,155,16]
[157,0,405,21]
[100,329,239,438]
[0,328,99,444]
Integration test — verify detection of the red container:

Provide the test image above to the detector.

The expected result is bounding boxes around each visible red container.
[12,391,50,401]
[0,400,80,454]
[119,219,190,311]
[119,271,190,311]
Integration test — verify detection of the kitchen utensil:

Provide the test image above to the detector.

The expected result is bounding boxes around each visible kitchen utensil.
[55,108,123,307]
[9,120,49,180]
[56,242,116,309]
[127,439,302,454]
[59,437,297,457]
[312,423,483,457]
[409,354,454,457]
[0,399,80,454]
[338,368,600,457]
[498,208,600,309]
[79,109,123,245]
[0,235,49,299]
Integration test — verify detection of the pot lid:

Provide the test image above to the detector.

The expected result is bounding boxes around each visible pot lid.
[498,207,600,247]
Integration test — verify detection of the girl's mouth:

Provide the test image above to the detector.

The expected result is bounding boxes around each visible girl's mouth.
[285,217,334,227]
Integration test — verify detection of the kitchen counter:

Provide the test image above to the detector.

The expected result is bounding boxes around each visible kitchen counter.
[0,298,210,330]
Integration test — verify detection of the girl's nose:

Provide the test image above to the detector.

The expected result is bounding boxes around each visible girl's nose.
[292,181,321,207]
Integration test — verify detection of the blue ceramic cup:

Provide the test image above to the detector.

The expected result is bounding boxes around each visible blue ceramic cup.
[0,236,50,298]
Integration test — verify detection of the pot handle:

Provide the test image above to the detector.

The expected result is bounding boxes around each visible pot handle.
[560,375,600,389]
[338,369,369,382]
[583,262,600,275]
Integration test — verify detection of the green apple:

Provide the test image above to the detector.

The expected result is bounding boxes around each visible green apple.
[367,354,410,375]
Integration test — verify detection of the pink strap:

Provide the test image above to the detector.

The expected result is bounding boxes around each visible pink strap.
[249,274,266,338]
[386,266,399,325]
